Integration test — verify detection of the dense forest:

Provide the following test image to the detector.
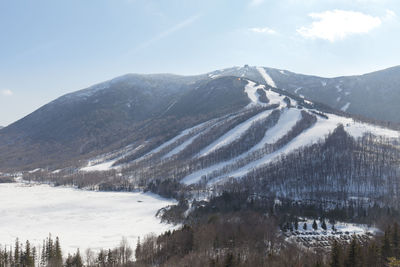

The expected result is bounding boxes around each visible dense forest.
[2,218,400,267]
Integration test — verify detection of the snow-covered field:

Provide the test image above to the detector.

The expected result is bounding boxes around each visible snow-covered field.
[0,183,176,254]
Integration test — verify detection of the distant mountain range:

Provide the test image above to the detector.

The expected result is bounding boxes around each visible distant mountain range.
[0,65,399,171]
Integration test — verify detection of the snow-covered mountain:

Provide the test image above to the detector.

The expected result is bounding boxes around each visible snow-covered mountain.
[208,65,400,124]
[0,66,399,173]
[77,79,398,189]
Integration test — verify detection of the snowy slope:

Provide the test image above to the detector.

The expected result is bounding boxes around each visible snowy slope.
[208,112,399,185]
[196,109,274,158]
[75,79,398,189]
[256,66,276,88]
[177,80,399,186]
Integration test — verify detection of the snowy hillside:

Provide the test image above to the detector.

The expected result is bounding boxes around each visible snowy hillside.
[78,79,398,191]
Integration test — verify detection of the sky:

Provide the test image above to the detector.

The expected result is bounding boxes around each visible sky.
[0,0,399,126]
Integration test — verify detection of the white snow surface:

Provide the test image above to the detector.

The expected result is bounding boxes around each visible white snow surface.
[249,108,301,152]
[244,81,267,106]
[294,87,302,94]
[256,67,276,88]
[81,161,117,172]
[336,85,343,93]
[0,183,176,254]
[290,219,379,236]
[196,109,274,158]
[265,88,286,106]
[341,102,351,111]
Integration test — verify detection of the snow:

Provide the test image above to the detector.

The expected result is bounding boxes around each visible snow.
[256,67,276,88]
[249,108,301,152]
[145,119,215,157]
[209,74,221,79]
[336,85,343,93]
[162,132,202,159]
[81,161,117,172]
[265,88,286,106]
[207,116,338,183]
[181,162,228,185]
[321,81,327,86]
[341,102,351,111]
[0,183,176,254]
[28,168,42,174]
[196,109,274,158]
[244,81,266,106]
[208,111,399,184]
[294,87,302,94]
[297,219,378,235]
[80,143,148,172]
[336,96,341,102]
[181,108,301,185]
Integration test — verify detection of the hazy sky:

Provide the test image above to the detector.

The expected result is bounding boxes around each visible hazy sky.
[0,0,399,126]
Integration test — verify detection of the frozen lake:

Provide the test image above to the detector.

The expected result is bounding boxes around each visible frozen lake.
[0,182,176,254]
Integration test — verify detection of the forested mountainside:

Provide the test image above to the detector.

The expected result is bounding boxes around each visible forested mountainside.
[23,78,399,209]
[1,65,400,171]
[0,75,249,170]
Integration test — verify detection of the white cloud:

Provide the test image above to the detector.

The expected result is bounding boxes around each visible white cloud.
[250,27,276,34]
[249,0,264,7]
[384,9,396,20]
[297,10,382,42]
[1,89,13,96]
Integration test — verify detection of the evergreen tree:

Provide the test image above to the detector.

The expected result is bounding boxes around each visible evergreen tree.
[135,237,141,261]
[24,240,34,267]
[14,238,20,266]
[294,218,299,231]
[54,237,63,267]
[65,254,73,267]
[32,247,37,267]
[321,220,327,231]
[72,249,83,267]
[41,240,47,266]
[303,223,307,231]
[107,249,115,266]
[312,220,318,231]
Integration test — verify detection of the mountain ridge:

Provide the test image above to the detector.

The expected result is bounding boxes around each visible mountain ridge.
[0,65,399,171]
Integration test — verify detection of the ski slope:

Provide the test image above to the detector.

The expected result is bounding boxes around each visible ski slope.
[256,67,276,88]
[182,108,399,186]
[196,109,274,158]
